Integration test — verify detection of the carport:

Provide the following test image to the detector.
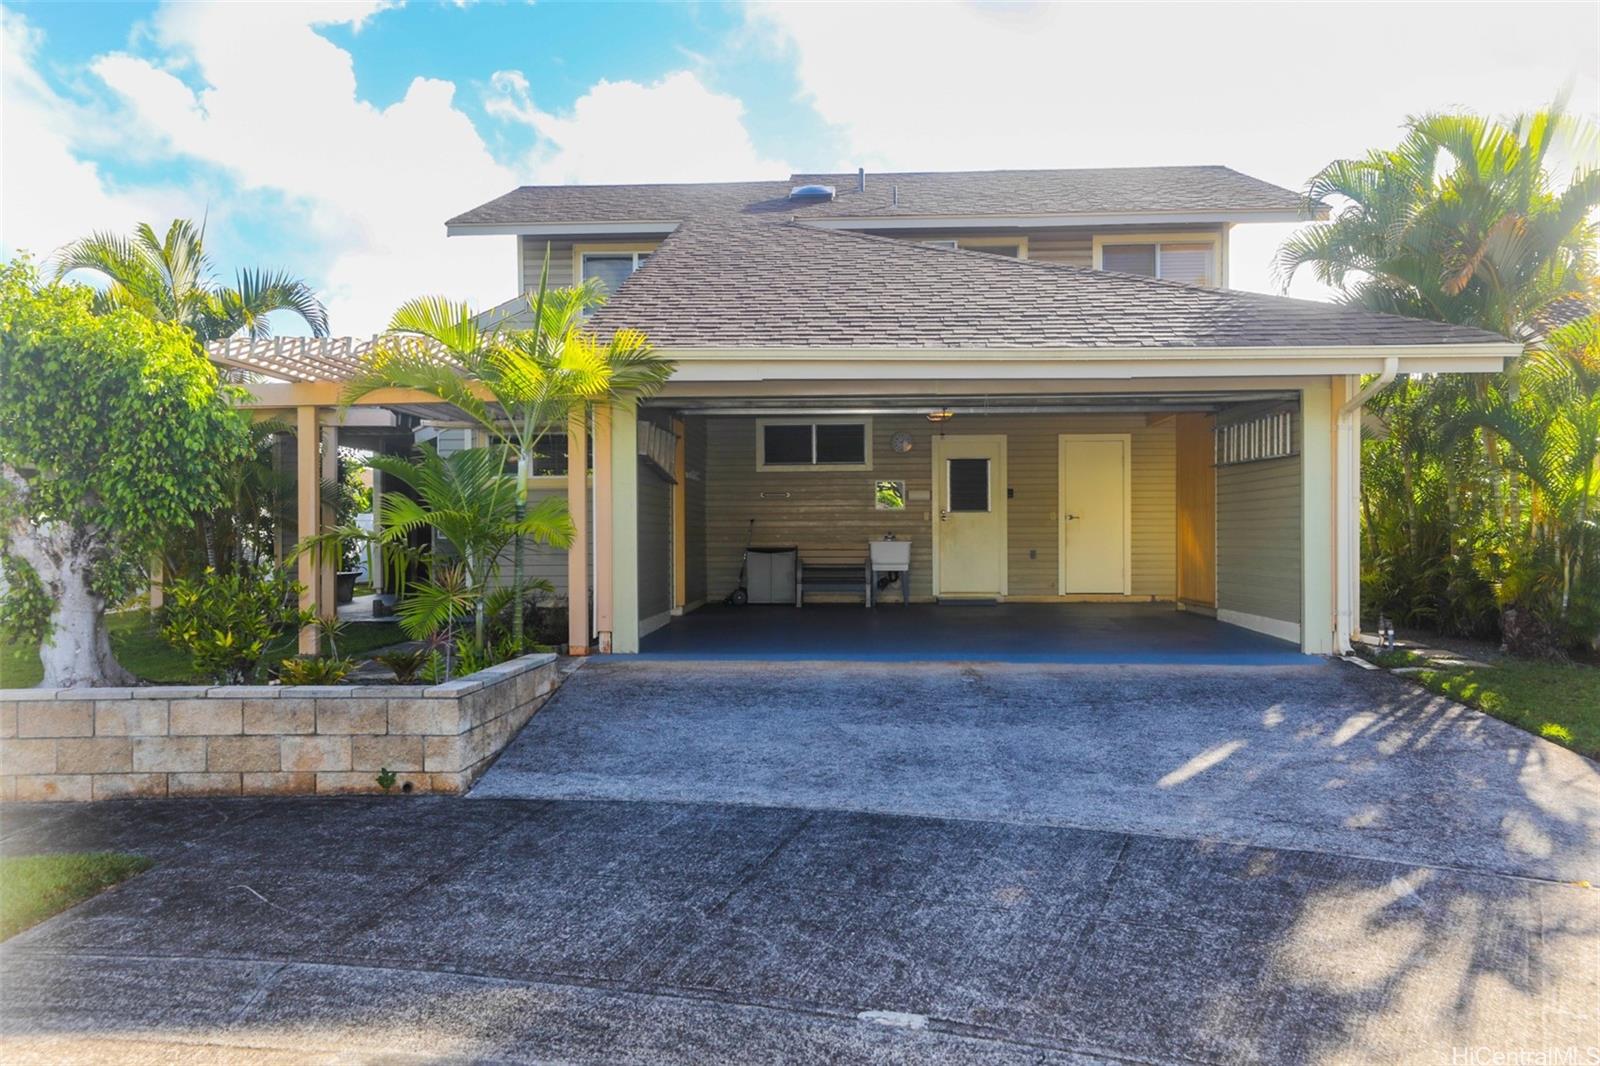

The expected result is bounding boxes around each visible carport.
[636,602,1305,663]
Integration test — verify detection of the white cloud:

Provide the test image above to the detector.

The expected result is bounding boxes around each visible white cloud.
[749,0,1600,299]
[0,11,188,264]
[83,2,517,333]
[485,68,787,184]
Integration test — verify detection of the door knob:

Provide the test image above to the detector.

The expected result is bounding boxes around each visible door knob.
[939,509,949,521]
[1065,513,1081,521]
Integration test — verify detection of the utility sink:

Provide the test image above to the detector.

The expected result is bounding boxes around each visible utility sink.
[870,540,911,570]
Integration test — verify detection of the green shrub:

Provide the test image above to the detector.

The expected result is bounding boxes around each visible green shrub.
[275,656,355,686]
[374,648,427,684]
[161,568,307,684]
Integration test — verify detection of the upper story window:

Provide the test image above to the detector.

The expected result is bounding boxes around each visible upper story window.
[1093,234,1220,286]
[920,238,1026,258]
[757,418,873,471]
[578,250,651,295]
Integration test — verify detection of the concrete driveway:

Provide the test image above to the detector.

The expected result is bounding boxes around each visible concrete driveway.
[2,660,1597,1063]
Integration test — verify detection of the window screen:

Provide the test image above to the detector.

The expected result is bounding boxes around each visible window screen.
[1158,243,1214,286]
[762,424,813,465]
[582,254,638,295]
[947,459,990,512]
[1100,243,1158,277]
[815,423,866,464]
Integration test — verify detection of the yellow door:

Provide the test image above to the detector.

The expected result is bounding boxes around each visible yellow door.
[1059,435,1129,594]
[934,435,1006,597]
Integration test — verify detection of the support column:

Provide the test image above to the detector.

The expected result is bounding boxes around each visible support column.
[565,411,590,655]
[593,405,614,653]
[671,416,687,614]
[1334,374,1362,654]
[610,399,640,654]
[295,405,321,655]
[1300,379,1336,655]
[320,422,338,624]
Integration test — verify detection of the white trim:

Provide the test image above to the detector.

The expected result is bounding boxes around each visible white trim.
[931,434,1009,598]
[448,221,680,237]
[755,416,874,471]
[576,244,657,289]
[1056,433,1133,596]
[804,208,1320,230]
[1217,608,1302,645]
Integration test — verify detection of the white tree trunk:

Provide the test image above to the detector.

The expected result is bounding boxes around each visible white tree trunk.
[8,520,133,688]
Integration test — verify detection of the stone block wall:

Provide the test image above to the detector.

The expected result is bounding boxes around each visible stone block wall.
[0,653,561,801]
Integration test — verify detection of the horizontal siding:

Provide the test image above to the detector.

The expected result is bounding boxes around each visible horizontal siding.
[699,413,1175,602]
[637,459,673,622]
[519,237,576,292]
[876,224,1225,270]
[1215,406,1302,625]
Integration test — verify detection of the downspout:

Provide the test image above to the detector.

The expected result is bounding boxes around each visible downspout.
[1335,356,1399,653]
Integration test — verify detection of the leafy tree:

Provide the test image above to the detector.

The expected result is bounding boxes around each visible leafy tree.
[345,248,673,649]
[0,258,251,686]
[55,218,329,341]
[1278,103,1600,651]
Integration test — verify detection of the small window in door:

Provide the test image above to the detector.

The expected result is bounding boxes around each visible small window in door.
[947,458,990,512]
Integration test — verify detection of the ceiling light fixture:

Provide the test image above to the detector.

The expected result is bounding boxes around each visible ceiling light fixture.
[926,408,954,423]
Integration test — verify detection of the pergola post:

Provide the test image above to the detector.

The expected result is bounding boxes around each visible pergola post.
[320,422,339,625]
[609,400,639,654]
[593,405,614,653]
[566,410,590,655]
[295,405,321,655]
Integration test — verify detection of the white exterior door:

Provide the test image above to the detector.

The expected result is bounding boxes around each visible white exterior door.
[1059,435,1131,594]
[934,435,1007,597]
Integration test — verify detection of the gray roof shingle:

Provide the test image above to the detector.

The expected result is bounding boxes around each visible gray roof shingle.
[447,166,1307,228]
[586,219,1507,351]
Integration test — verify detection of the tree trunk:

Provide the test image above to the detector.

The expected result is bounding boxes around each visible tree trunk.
[9,521,134,688]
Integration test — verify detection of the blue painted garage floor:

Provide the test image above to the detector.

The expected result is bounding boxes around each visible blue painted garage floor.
[634,602,1306,664]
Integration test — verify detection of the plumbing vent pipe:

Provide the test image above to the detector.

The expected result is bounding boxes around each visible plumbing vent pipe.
[858,167,865,192]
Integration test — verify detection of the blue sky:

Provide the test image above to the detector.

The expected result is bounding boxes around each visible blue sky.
[4,1,1596,333]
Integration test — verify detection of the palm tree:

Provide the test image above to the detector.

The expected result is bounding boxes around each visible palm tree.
[1276,102,1600,340]
[344,249,673,648]
[56,218,328,341]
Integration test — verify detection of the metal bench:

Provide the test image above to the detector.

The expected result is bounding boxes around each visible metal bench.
[797,548,871,607]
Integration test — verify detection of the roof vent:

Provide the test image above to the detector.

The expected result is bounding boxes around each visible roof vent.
[789,184,836,201]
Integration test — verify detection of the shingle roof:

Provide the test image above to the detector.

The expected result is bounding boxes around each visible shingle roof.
[447,166,1308,228]
[586,219,1508,351]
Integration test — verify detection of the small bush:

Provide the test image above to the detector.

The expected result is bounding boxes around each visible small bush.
[375,648,427,684]
[162,568,307,684]
[276,656,355,685]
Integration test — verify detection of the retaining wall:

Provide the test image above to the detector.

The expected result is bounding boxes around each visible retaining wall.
[0,653,560,801]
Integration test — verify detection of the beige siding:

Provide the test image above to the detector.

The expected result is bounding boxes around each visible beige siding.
[637,459,673,623]
[874,224,1224,271]
[699,413,1175,602]
[1215,408,1302,626]
[519,237,576,292]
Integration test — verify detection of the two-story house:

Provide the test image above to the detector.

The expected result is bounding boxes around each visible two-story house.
[437,166,1513,657]
[215,167,1515,659]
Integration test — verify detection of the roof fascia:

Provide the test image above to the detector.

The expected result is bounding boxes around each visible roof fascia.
[802,208,1324,230]
[446,220,681,238]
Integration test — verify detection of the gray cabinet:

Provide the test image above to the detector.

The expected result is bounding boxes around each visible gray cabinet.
[746,547,797,605]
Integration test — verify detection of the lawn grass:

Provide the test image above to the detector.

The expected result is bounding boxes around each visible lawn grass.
[1412,661,1600,761]
[1,612,406,688]
[0,853,153,940]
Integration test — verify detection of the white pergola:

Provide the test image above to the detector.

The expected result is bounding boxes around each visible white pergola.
[204,337,597,656]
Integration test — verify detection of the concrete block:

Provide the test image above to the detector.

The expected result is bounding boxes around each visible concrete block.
[0,738,56,775]
[17,700,93,738]
[243,698,315,735]
[315,698,388,735]
[134,687,209,699]
[388,698,461,736]
[168,772,242,797]
[56,737,133,774]
[207,735,280,773]
[15,774,92,802]
[170,699,243,736]
[0,690,54,701]
[423,734,465,773]
[241,771,317,795]
[314,771,429,795]
[94,701,169,736]
[206,686,277,698]
[0,703,15,738]
[91,773,168,800]
[0,775,15,801]
[428,771,470,793]
[352,734,424,772]
[280,735,351,773]
[132,736,208,773]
